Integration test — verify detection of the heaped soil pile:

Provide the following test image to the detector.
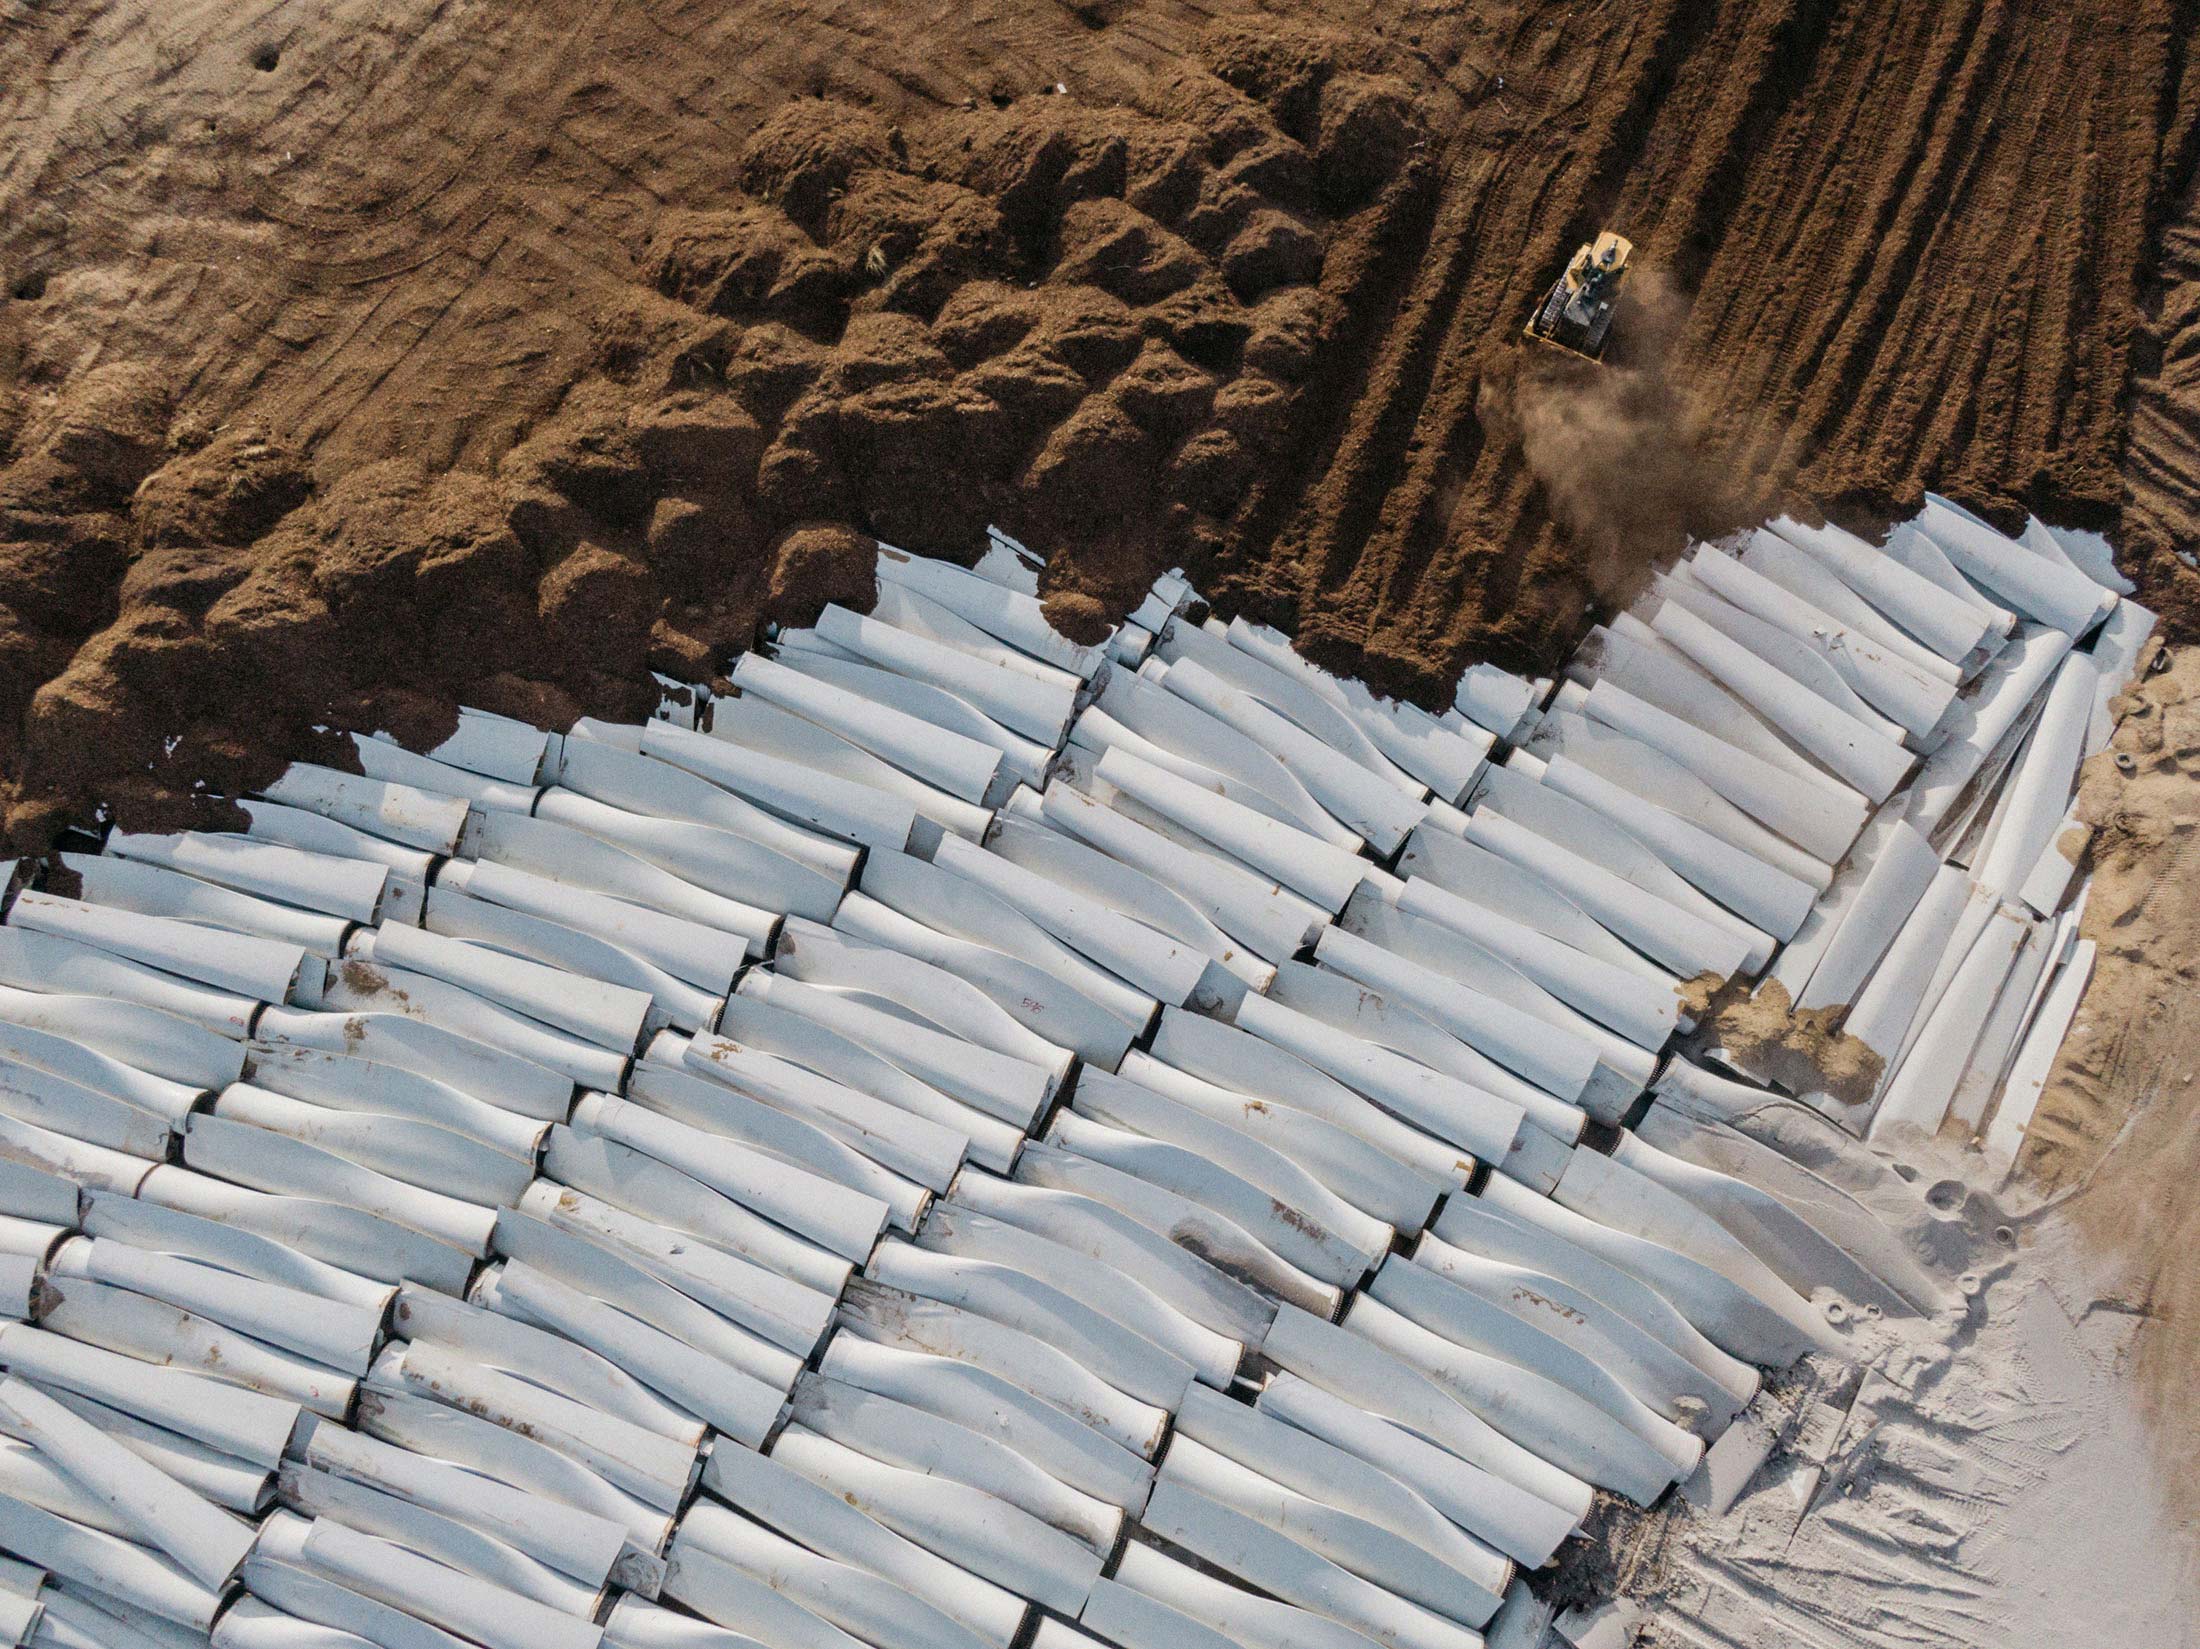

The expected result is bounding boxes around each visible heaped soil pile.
[0,0,2196,848]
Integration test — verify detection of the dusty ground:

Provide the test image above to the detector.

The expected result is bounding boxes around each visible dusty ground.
[2012,643,2200,1592]
[2,0,2198,848]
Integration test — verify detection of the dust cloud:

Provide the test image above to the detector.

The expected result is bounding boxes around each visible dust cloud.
[1481,271,1763,604]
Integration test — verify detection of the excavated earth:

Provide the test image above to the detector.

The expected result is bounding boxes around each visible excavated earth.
[2,0,2198,851]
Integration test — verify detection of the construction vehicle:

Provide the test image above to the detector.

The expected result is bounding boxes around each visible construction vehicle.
[1524,231,1631,361]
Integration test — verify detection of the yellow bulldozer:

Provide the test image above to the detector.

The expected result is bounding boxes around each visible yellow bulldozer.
[1524,231,1631,362]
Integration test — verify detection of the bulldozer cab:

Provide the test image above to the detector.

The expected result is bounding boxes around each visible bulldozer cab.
[1526,230,1632,362]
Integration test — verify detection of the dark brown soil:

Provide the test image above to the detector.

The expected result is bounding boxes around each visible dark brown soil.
[1,0,2196,847]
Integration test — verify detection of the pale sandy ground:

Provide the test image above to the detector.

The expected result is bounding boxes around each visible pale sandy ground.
[1631,1166,2193,1648]
[1578,646,2200,1647]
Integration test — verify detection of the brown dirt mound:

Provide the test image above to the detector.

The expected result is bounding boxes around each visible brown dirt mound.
[0,0,2195,846]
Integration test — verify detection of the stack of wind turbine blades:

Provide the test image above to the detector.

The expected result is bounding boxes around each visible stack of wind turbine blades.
[1072,666,1363,852]
[1312,899,1625,1138]
[911,1195,1244,1393]
[837,846,1155,1069]
[227,797,444,927]
[755,638,1054,797]
[1009,1137,1345,1322]
[255,764,474,861]
[835,1273,1172,1462]
[472,1211,793,1448]
[1223,616,1496,807]
[537,722,855,913]
[1172,1382,1515,1616]
[625,710,917,857]
[268,1456,611,1630]
[1132,1007,1462,1230]
[1499,1151,1840,1368]
[553,716,861,888]
[1347,1252,1705,1509]
[731,952,1063,1141]
[807,595,1084,753]
[753,1398,1115,1617]
[1385,827,1689,1057]
[710,985,1024,1174]
[987,798,1278,1005]
[1135,1472,1488,1649]
[1157,616,1429,803]
[0,520,2154,1639]
[32,1230,365,1421]
[733,648,1013,807]
[1254,1303,1594,1565]
[433,850,752,1002]
[1455,757,1778,978]
[1145,654,1428,858]
[708,685,994,852]
[936,1164,1275,1362]
[1031,760,1328,967]
[0,1002,199,1197]
[1914,494,2118,641]
[864,1229,1201,1419]
[1072,743,1375,919]
[1525,695,1840,892]
[1053,1067,1395,1292]
[307,927,631,1093]
[1451,661,1546,744]
[420,871,725,1037]
[873,543,1112,683]
[925,822,1241,1016]
[457,806,782,960]
[659,1024,958,1228]
[102,830,393,928]
[1566,627,1872,868]
[790,1370,1126,1560]
[6,890,315,1015]
[1758,518,2010,674]
[560,1086,887,1269]
[660,1487,1012,1649]
[700,1426,1033,1647]
[1638,584,1917,803]
[1259,955,1575,1155]
[1089,1539,1432,1649]
[0,975,247,1096]
[282,1408,641,1601]
[245,1507,603,1649]
[1601,1122,1940,1323]
[1670,543,1961,744]
[507,1156,838,1363]
[767,918,1074,1096]
[364,1318,703,1530]
[368,706,552,790]
[0,1326,304,1637]
[57,847,358,968]
[1639,1061,1960,1317]
[345,732,547,822]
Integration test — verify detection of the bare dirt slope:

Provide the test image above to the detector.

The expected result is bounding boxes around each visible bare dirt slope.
[0,0,2195,845]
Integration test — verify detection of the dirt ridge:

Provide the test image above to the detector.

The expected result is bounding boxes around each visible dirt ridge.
[0,0,2194,846]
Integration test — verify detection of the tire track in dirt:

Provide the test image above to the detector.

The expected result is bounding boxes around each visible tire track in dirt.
[1241,0,2193,700]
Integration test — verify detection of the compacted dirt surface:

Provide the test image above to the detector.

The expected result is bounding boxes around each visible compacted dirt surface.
[1,0,2197,850]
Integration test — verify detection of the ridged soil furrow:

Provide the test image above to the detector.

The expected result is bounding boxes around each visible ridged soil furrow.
[1779,4,2013,478]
